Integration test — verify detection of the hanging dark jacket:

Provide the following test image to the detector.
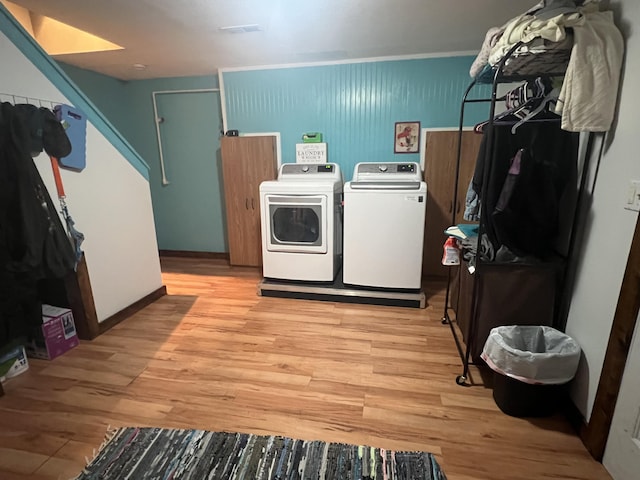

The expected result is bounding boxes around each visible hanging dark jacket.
[0,102,77,347]
[0,102,76,279]
[472,122,579,258]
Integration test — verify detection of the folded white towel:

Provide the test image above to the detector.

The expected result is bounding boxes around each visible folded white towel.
[555,9,624,132]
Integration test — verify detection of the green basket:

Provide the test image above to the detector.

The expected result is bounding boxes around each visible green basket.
[302,132,323,143]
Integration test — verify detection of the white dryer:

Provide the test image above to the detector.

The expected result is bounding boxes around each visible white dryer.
[260,163,343,282]
[343,162,426,289]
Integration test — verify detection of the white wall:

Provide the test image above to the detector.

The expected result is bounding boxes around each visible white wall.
[1,30,163,321]
[565,0,640,420]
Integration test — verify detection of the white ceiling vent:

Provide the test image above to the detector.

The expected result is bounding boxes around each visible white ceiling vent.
[218,24,261,34]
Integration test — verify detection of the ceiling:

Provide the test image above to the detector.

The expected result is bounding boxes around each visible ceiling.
[6,0,537,81]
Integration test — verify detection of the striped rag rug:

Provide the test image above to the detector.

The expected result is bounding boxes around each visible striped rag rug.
[75,427,446,479]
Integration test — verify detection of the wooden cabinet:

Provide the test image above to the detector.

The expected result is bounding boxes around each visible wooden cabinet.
[422,130,483,278]
[220,136,277,266]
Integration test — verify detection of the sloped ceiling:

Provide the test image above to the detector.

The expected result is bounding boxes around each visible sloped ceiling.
[2,0,124,55]
[6,0,537,80]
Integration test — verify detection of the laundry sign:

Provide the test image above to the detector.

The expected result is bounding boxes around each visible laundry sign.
[296,143,327,163]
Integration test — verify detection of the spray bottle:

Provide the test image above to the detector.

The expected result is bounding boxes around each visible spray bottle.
[442,237,460,265]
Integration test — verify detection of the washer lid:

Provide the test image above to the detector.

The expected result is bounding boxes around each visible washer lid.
[348,181,422,190]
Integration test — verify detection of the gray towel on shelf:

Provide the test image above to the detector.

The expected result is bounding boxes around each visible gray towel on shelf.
[533,0,579,21]
[469,27,504,78]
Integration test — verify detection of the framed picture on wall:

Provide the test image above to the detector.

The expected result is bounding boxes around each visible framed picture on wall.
[394,121,421,153]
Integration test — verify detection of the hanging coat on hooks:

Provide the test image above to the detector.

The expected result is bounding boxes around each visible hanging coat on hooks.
[1,102,76,279]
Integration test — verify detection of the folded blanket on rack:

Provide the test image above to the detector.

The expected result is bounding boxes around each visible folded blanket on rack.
[500,35,573,78]
[555,7,624,131]
[488,9,584,67]
[469,1,546,79]
[485,2,623,132]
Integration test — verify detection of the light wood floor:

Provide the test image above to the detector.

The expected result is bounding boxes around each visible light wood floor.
[0,257,611,480]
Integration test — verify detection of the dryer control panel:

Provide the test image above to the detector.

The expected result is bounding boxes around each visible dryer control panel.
[279,163,342,182]
[282,163,334,175]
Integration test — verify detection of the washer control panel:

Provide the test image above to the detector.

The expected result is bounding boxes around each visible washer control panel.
[352,162,421,182]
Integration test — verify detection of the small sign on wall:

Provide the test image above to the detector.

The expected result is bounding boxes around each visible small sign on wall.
[296,143,327,163]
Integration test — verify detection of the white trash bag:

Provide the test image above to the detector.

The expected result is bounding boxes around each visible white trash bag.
[481,325,581,385]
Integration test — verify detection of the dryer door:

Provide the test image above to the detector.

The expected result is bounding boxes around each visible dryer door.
[265,194,328,253]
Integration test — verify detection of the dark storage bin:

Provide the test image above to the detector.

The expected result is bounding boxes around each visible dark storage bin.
[451,261,563,361]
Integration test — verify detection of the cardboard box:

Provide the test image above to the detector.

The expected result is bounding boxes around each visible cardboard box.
[26,305,79,360]
[0,345,29,382]
[295,142,327,163]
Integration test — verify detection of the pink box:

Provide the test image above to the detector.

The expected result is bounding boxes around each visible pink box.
[26,305,79,360]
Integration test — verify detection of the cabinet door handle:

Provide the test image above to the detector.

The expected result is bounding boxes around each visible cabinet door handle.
[449,200,453,213]
[456,202,461,214]
[251,198,255,210]
[245,199,249,210]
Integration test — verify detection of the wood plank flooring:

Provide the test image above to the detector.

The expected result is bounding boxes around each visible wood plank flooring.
[0,257,611,479]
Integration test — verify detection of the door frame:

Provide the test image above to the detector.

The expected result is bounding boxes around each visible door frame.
[582,213,640,460]
[243,132,282,167]
[419,127,473,172]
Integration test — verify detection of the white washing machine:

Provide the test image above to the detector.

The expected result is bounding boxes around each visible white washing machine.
[343,162,426,289]
[260,163,343,282]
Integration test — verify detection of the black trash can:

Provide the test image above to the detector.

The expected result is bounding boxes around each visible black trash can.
[491,371,567,417]
[482,325,581,417]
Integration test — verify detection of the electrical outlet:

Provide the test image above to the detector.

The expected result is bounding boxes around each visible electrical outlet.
[625,180,640,212]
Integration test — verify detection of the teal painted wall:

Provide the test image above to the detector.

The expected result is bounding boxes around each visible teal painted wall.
[223,57,490,180]
[58,63,219,178]
[152,91,226,252]
[124,77,225,252]
[58,63,133,134]
[59,63,226,251]
[62,56,490,252]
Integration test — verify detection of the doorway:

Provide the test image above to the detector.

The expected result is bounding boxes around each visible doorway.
[603,314,640,479]
[151,90,227,253]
